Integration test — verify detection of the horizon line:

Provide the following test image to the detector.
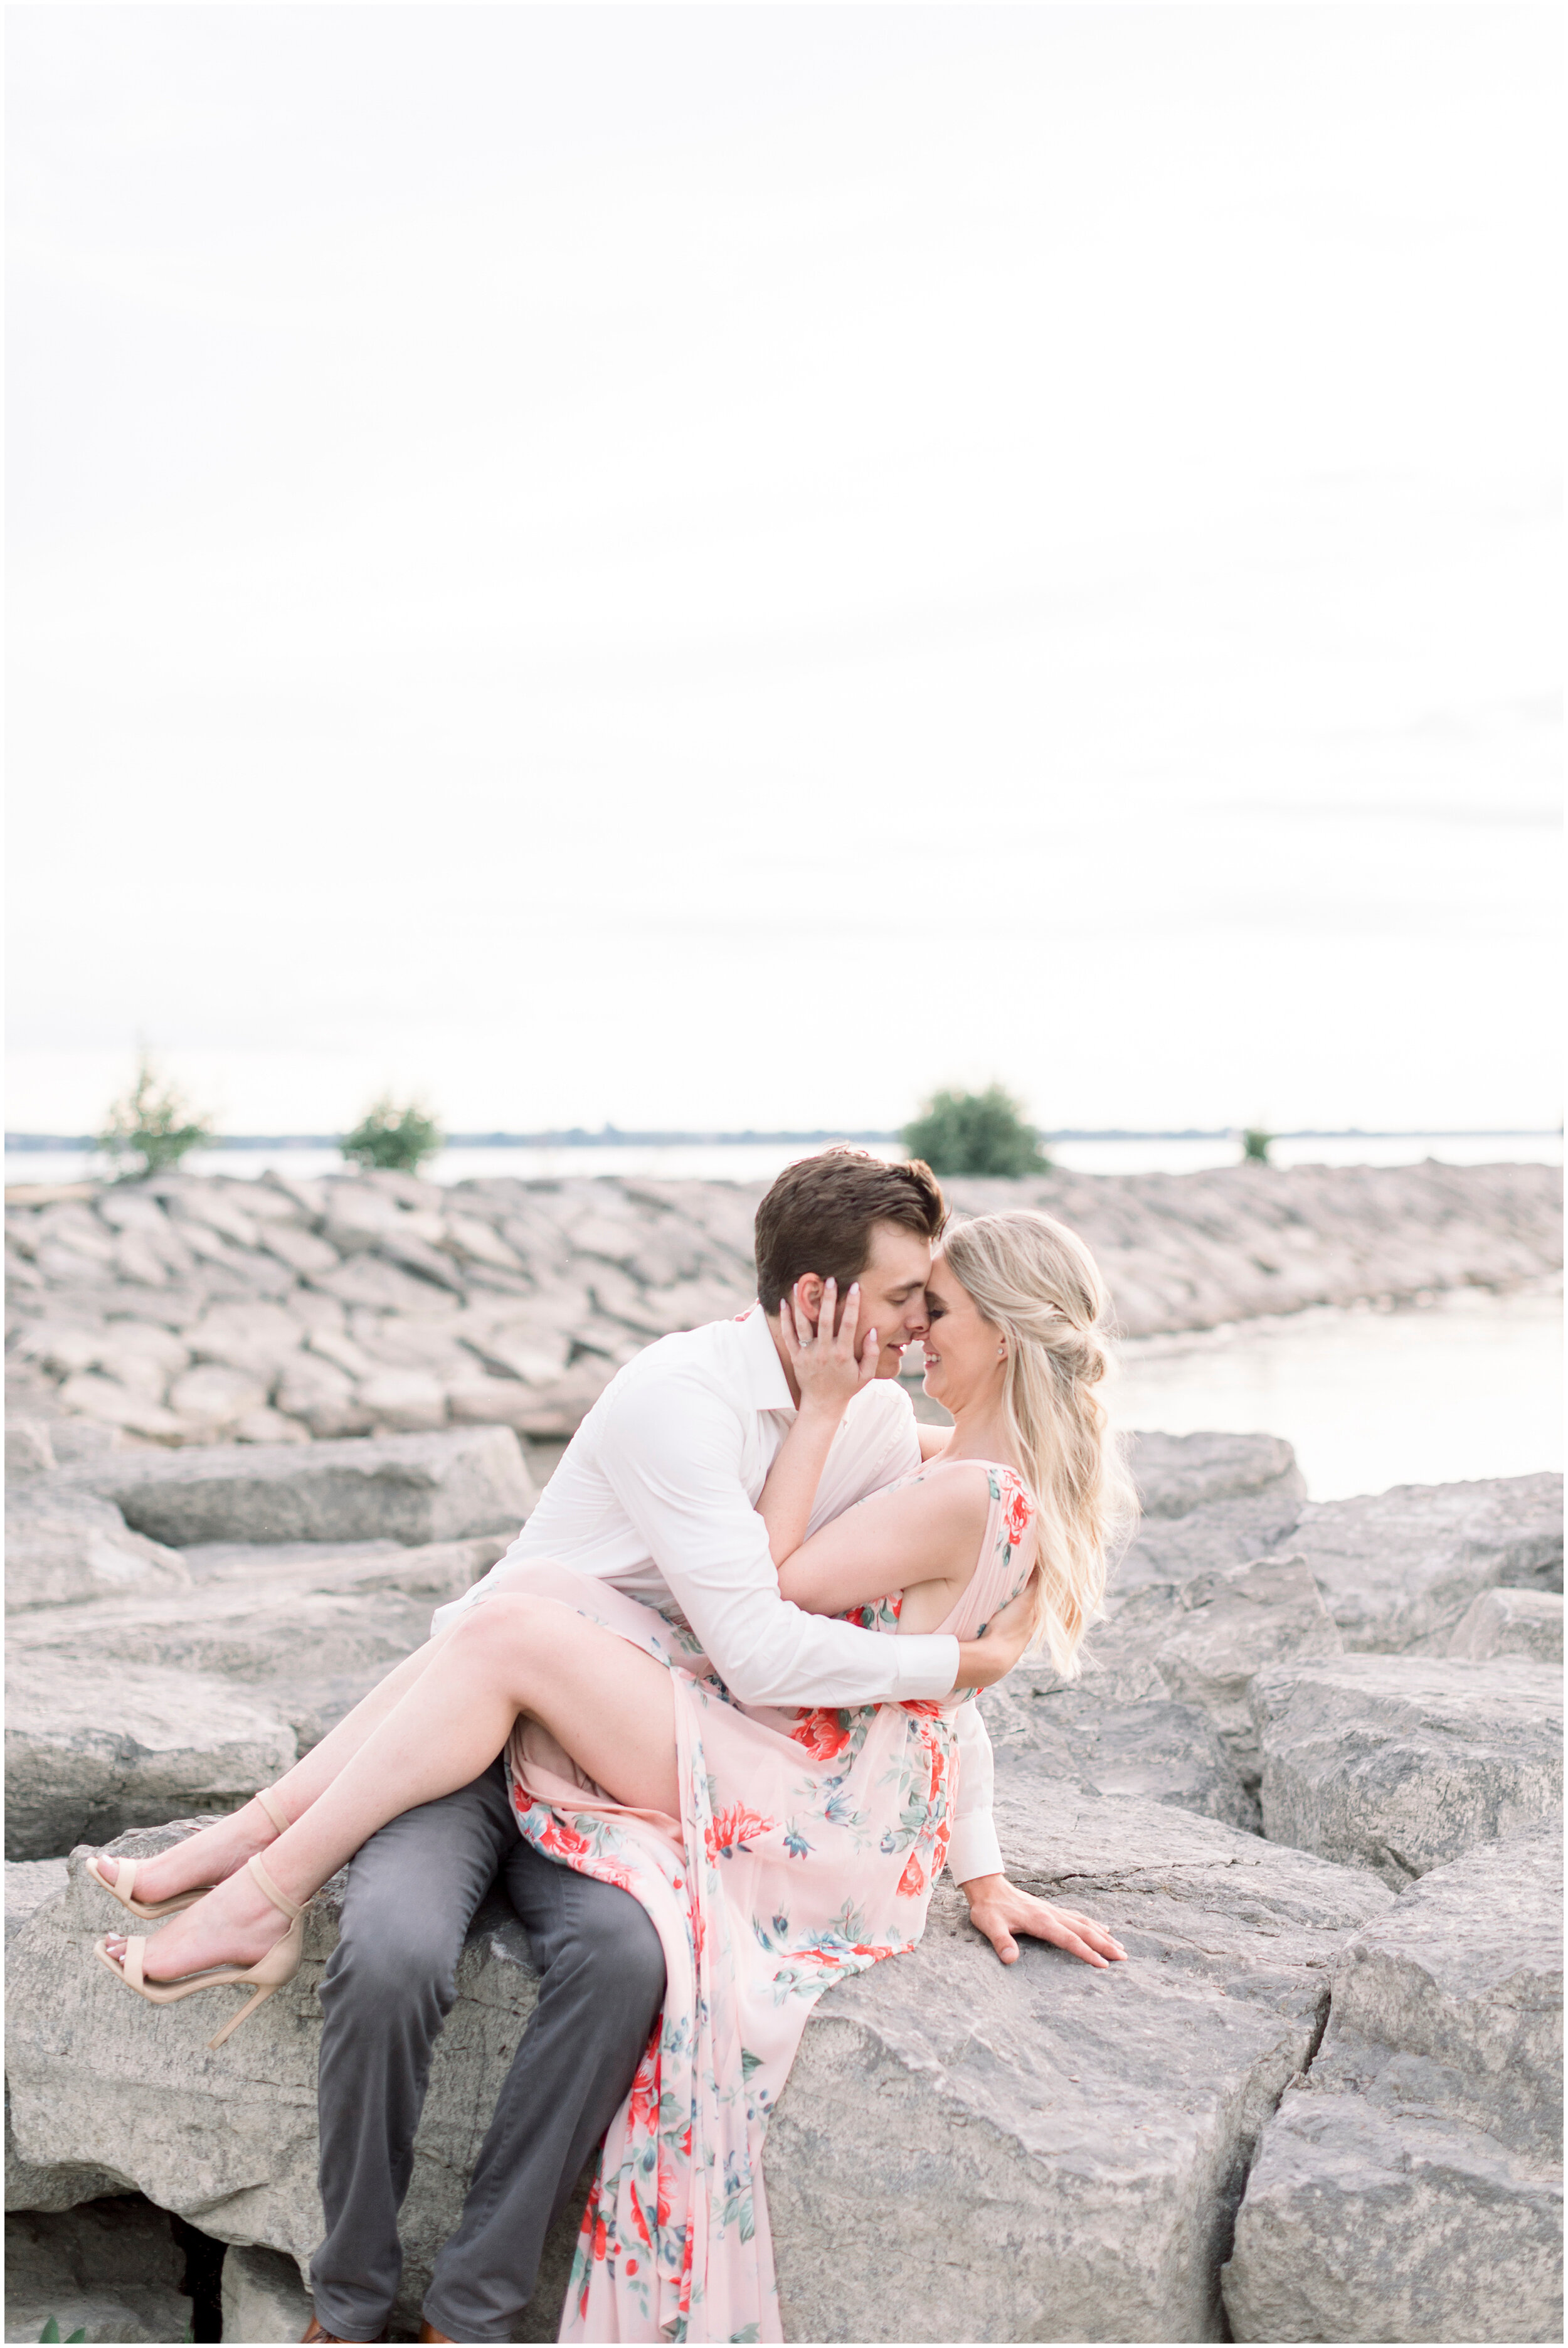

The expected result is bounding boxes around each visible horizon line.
[6,1126,1563,1150]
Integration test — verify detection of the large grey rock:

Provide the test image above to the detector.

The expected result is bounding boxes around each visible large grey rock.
[73,1425,537,1548]
[1113,1488,1307,1594]
[6,1534,507,1755]
[1125,1430,1306,1521]
[4,1485,189,1612]
[1252,1654,1563,1886]
[1093,1554,1344,1785]
[983,1684,1259,1832]
[769,1784,1393,2342]
[7,1803,1391,2344]
[5,1419,56,1479]
[1287,1473,1563,1654]
[4,1661,297,1859]
[4,1866,123,2214]
[1447,1585,1564,1663]
[4,1834,590,2340]
[1222,1832,1562,2343]
[220,2240,314,2344]
[4,2197,193,2343]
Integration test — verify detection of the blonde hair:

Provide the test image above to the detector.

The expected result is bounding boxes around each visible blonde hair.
[941,1208,1138,1675]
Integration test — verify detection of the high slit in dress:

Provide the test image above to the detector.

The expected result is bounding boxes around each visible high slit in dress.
[475,1460,1039,2344]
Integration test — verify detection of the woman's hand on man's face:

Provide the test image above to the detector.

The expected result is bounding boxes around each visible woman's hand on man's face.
[779,1277,879,1418]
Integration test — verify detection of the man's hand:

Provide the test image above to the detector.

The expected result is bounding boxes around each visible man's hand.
[951,1571,1037,1689]
[960,1873,1128,1969]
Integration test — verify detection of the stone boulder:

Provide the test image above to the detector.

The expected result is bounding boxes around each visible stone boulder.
[982,1683,1258,1832]
[6,1801,1391,2344]
[1222,1832,1562,2343]
[1091,1554,1344,1785]
[1251,1654,1563,1886]
[1124,1429,1306,1521]
[4,1662,297,1861]
[5,1419,57,1479]
[72,1425,538,1548]
[1111,1484,1308,1593]
[1447,1585,1564,1664]
[769,1783,1392,2341]
[4,2197,194,2344]
[5,1834,590,2341]
[220,2239,314,2344]
[1286,1473,1563,1654]
[6,1535,507,1759]
[4,1485,189,1613]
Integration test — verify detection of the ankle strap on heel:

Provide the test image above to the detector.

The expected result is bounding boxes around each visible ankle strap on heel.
[255,1787,292,1837]
[247,1852,306,1920]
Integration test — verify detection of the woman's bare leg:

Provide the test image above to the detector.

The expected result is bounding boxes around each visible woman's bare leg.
[107,1596,679,1984]
[97,1633,455,1905]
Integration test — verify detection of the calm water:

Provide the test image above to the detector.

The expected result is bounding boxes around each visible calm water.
[1109,1282,1562,1501]
[5,1134,1562,1191]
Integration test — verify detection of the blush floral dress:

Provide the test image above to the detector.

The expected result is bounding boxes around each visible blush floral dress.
[494,1462,1038,2345]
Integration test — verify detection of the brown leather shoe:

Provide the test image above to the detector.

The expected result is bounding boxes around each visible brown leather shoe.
[300,2317,388,2344]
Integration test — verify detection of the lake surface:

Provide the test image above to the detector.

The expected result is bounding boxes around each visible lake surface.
[1110,1281,1562,1501]
[6,1133,1561,1191]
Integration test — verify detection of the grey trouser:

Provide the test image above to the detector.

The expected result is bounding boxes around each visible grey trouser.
[310,1758,665,2344]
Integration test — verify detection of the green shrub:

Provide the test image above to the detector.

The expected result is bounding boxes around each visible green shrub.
[341,1097,443,1174]
[38,2321,88,2342]
[97,1056,214,1177]
[1241,1127,1274,1164]
[901,1086,1050,1177]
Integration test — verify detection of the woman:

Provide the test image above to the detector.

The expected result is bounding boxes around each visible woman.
[93,1209,1136,2342]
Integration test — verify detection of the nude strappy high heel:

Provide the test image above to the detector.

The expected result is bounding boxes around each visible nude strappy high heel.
[92,1851,308,2049]
[86,1786,292,1921]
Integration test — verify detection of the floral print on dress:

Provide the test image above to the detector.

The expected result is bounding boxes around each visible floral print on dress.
[494,1462,1037,2344]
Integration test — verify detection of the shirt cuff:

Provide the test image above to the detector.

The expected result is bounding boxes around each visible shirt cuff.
[946,1812,1004,1886]
[890,1633,961,1703]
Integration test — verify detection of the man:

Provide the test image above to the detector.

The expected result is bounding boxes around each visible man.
[304,1150,1076,2345]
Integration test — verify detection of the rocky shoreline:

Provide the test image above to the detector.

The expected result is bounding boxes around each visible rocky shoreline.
[4,1161,1563,2342]
[6,1159,1562,1455]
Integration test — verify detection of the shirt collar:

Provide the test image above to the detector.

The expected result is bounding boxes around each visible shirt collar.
[734,1302,795,1415]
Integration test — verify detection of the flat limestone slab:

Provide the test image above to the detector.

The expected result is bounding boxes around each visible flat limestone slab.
[70,1425,537,1548]
[767,1787,1392,2342]
[1448,1585,1564,1662]
[8,1802,1390,2345]
[1286,1474,1563,1654]
[982,1684,1259,1832]
[1124,1430,1305,1521]
[1251,1654,1563,1886]
[4,1536,506,1761]
[4,1834,588,2340]
[4,1485,189,1613]
[4,1662,297,1860]
[1222,1832,1563,2343]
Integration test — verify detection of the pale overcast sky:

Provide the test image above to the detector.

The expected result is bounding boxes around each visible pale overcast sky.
[6,4,1560,1138]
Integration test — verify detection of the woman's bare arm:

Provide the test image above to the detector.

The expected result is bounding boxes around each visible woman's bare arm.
[775,1462,990,1618]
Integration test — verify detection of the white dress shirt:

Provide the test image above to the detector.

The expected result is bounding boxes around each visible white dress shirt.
[435,1305,1004,1884]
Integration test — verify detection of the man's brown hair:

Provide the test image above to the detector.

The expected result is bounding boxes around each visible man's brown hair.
[753,1147,947,1314]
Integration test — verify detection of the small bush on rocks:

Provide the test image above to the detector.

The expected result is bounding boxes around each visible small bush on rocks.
[97,1057,213,1177]
[902,1085,1051,1177]
[341,1097,443,1172]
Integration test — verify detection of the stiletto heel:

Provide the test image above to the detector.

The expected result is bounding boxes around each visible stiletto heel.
[93,1853,309,2049]
[87,1785,293,1921]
